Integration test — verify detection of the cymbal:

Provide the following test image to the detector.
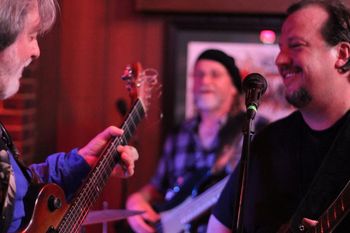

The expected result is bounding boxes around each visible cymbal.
[82,209,144,226]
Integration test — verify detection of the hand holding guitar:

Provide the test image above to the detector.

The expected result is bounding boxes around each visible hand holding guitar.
[78,126,139,178]
[301,218,318,229]
[278,218,318,233]
[277,178,350,233]
[19,63,158,233]
[127,185,161,233]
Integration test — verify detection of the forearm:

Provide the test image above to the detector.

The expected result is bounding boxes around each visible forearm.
[126,184,162,232]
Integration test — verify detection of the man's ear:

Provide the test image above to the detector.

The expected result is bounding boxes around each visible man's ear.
[335,42,350,72]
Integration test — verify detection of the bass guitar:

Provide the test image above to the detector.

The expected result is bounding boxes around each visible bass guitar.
[20,63,159,233]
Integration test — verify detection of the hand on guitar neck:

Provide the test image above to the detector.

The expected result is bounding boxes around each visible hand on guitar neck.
[126,170,229,233]
[78,126,138,177]
[19,63,157,233]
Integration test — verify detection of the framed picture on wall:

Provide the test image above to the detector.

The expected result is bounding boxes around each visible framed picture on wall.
[162,15,294,132]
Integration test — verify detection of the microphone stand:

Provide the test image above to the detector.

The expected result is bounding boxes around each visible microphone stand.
[232,107,256,233]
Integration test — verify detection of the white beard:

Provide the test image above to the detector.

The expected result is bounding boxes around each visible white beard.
[194,94,221,112]
[0,50,31,99]
[0,75,21,99]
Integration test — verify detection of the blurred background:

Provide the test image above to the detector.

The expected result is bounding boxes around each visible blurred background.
[0,0,312,232]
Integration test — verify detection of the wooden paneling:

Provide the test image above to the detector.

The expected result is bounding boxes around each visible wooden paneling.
[136,0,298,13]
[135,0,350,13]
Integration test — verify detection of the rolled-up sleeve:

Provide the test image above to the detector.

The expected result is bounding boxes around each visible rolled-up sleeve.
[29,148,91,200]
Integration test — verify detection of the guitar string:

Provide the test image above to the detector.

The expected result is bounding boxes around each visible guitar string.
[70,100,144,232]
[62,133,121,232]
[65,78,151,231]
[61,134,129,232]
[68,101,142,232]
[59,138,119,232]
[58,101,144,232]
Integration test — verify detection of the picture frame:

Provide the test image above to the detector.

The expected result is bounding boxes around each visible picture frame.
[162,15,293,131]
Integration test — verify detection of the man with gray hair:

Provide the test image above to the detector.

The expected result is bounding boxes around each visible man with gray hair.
[0,1,139,232]
[126,49,252,233]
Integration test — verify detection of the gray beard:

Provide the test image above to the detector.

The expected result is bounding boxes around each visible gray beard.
[194,95,219,112]
[286,87,312,109]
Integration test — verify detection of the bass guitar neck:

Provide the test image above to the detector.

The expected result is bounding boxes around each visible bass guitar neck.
[20,64,158,233]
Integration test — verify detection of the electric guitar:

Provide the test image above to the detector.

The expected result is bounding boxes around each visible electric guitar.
[155,174,230,233]
[20,63,159,233]
[305,179,350,233]
[282,179,350,233]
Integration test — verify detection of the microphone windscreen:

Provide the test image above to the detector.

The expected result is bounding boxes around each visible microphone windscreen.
[243,73,267,95]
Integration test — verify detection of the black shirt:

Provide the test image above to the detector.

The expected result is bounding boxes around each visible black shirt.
[213,111,350,232]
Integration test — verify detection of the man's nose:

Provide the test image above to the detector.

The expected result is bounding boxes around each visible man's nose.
[31,40,40,60]
[201,73,214,84]
[275,49,290,66]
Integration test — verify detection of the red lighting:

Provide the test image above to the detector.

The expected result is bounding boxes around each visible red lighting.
[260,30,276,44]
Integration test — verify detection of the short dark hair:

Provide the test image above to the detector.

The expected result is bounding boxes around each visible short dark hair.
[287,0,350,71]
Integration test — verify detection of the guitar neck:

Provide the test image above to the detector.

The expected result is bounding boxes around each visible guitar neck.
[57,99,145,233]
[310,180,350,233]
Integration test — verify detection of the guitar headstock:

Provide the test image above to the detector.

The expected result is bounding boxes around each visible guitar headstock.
[121,62,159,114]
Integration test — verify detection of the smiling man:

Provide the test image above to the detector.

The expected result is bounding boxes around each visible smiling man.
[207,0,350,232]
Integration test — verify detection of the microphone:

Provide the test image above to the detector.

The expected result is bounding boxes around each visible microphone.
[242,73,267,119]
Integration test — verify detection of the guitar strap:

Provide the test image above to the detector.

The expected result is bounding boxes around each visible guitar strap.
[289,112,350,232]
[0,122,39,233]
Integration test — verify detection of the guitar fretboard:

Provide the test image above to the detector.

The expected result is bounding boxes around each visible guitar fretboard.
[311,180,350,233]
[57,99,145,233]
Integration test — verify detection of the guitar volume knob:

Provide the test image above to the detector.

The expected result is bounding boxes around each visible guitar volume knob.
[48,195,62,211]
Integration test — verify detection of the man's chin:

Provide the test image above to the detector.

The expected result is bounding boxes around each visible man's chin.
[286,89,311,109]
[1,85,20,99]
[196,101,218,112]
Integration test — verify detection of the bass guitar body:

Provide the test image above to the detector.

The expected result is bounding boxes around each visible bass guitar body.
[20,183,69,233]
[155,169,229,233]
